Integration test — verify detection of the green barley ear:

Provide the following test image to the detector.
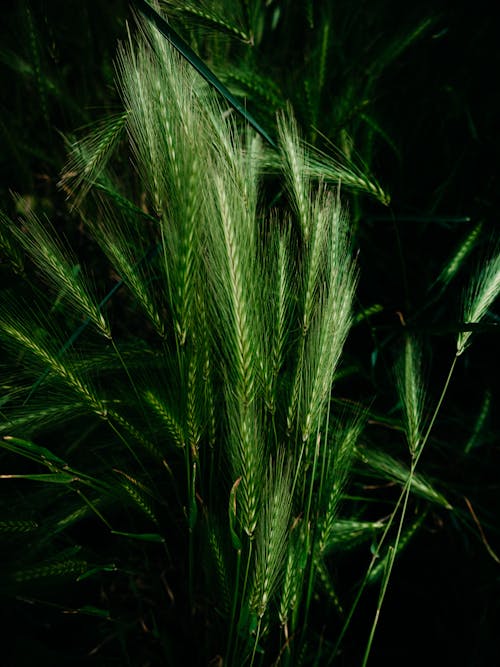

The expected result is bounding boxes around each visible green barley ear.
[457,250,500,356]
[0,303,105,413]
[143,389,185,448]
[12,559,88,584]
[272,111,389,216]
[299,199,358,444]
[60,111,129,207]
[0,520,38,533]
[159,0,251,43]
[83,202,167,338]
[277,112,358,445]
[368,509,428,583]
[278,531,303,633]
[2,208,110,338]
[318,416,365,555]
[113,469,159,525]
[260,217,294,416]
[321,518,385,554]
[301,140,390,205]
[464,390,491,454]
[207,521,232,616]
[227,407,263,538]
[277,110,312,240]
[396,336,427,456]
[436,220,483,288]
[251,453,293,621]
[357,446,452,509]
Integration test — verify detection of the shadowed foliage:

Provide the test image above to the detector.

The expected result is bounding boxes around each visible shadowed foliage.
[1,2,499,666]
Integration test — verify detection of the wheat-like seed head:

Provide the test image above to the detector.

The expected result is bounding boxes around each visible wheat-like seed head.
[396,336,427,455]
[2,209,109,338]
[251,453,293,620]
[457,251,500,355]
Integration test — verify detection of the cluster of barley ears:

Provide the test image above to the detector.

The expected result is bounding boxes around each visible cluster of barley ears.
[1,6,499,666]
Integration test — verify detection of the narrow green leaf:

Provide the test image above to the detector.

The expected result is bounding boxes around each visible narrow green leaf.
[0,472,75,484]
[132,0,276,147]
[1,436,67,466]
[111,530,165,543]
[75,605,111,619]
[77,564,118,581]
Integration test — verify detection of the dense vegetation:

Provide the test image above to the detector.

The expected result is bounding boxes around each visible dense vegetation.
[1,2,498,665]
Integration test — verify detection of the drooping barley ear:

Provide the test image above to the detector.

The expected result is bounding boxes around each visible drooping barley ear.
[114,469,159,525]
[357,445,452,509]
[464,389,491,454]
[0,401,89,438]
[302,145,390,205]
[168,0,252,42]
[0,520,38,533]
[277,110,312,241]
[83,203,166,338]
[0,309,106,417]
[457,251,500,355]
[396,336,427,455]
[12,559,88,583]
[2,209,109,338]
[106,408,164,461]
[314,559,344,615]
[142,389,185,448]
[319,518,385,553]
[61,111,129,206]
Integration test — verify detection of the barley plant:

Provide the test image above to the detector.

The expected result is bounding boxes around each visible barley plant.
[1,2,499,666]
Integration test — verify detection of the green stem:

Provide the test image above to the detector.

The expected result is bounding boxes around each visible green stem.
[418,355,458,460]
[330,354,459,664]
[362,354,459,665]
[249,617,263,667]
[185,446,194,609]
[361,466,413,667]
[225,547,242,664]
[230,540,254,665]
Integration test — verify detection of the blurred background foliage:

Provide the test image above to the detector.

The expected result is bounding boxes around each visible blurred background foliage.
[1,1,498,665]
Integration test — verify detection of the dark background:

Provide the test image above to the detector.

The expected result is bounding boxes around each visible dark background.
[1,1,498,665]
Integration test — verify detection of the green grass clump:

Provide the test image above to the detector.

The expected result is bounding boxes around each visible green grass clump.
[1,4,499,666]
